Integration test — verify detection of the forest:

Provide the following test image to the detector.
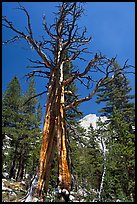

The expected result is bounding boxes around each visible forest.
[2,2,135,202]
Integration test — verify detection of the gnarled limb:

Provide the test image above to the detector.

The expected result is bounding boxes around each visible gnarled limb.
[64,76,108,111]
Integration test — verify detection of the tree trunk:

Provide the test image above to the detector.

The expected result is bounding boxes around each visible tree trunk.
[98,137,107,201]
[16,154,25,181]
[9,145,18,179]
[37,68,58,197]
[56,74,71,200]
[37,39,71,200]
[9,158,16,179]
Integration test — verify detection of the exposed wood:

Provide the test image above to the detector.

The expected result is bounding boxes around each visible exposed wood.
[64,76,108,110]
[37,69,57,197]
[56,108,71,193]
[26,36,51,68]
[2,3,133,202]
[56,66,71,195]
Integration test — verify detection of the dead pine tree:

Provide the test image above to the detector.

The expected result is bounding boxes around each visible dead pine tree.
[3,2,133,202]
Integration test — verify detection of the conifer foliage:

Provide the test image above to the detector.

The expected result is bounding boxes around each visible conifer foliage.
[2,76,42,182]
[95,62,135,201]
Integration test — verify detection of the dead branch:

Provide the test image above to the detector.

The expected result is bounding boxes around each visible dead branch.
[25,36,51,68]
[2,16,26,37]
[26,65,46,69]
[16,3,33,38]
[27,58,49,66]
[63,74,79,86]
[62,59,98,86]
[64,76,108,111]
[26,70,50,81]
[23,90,47,106]
[64,55,116,110]
[2,11,52,68]
[43,15,57,39]
[79,58,99,77]
[2,35,24,44]
[77,77,90,89]
[64,90,73,95]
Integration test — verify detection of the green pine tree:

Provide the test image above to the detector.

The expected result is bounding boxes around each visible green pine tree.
[2,76,42,181]
[2,76,22,179]
[96,62,135,125]
[68,122,104,201]
[16,77,42,181]
[96,62,135,201]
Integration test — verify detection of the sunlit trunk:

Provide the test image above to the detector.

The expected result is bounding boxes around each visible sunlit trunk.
[56,63,71,197]
[37,71,56,195]
[56,37,71,198]
[37,37,71,200]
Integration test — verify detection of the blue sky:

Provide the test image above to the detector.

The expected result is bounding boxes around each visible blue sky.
[2,2,135,124]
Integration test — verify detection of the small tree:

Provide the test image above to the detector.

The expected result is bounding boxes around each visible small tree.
[2,2,134,201]
[16,77,42,181]
[2,76,22,179]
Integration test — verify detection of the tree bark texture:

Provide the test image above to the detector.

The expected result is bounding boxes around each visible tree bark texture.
[56,66,71,194]
[37,39,71,199]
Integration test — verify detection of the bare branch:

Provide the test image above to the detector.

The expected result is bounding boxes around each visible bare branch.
[2,10,52,69]
[2,35,24,45]
[27,58,48,65]
[123,71,135,74]
[26,36,51,68]
[63,74,79,86]
[62,48,87,63]
[26,70,50,80]
[41,46,54,55]
[27,74,49,80]
[77,77,90,89]
[43,15,57,39]
[64,76,108,111]
[64,90,73,95]
[16,3,33,38]
[23,90,47,106]
[79,58,98,77]
[26,65,46,69]
[63,54,116,110]
[121,59,135,74]
[62,57,99,86]
[27,70,50,75]
[2,16,25,37]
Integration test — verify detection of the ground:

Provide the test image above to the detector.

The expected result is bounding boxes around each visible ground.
[2,178,27,202]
